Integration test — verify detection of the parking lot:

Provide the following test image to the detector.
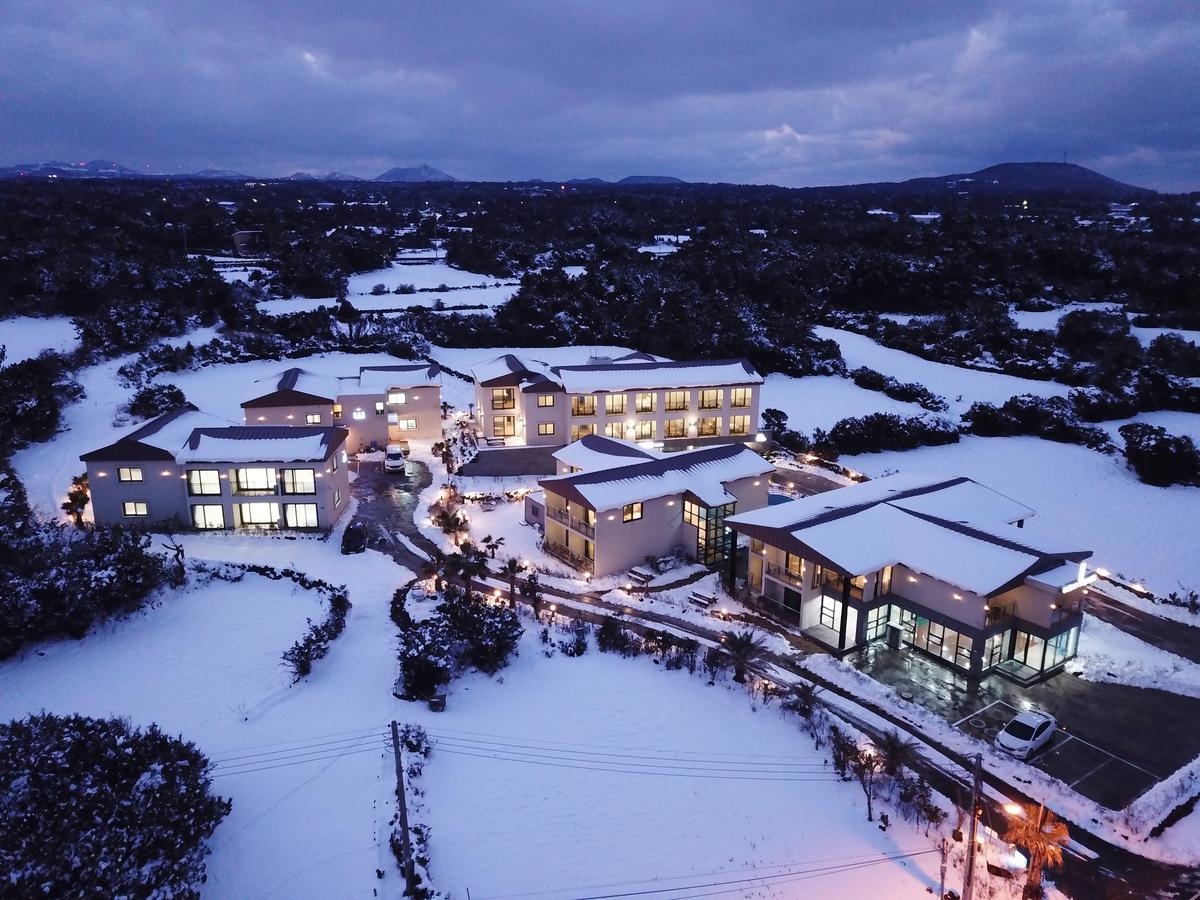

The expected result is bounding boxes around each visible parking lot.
[952,699,1160,809]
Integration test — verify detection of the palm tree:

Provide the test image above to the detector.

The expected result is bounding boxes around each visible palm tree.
[873,729,921,777]
[1003,806,1070,899]
[440,400,452,420]
[432,508,466,542]
[481,534,505,559]
[455,540,490,599]
[723,630,769,683]
[498,557,523,606]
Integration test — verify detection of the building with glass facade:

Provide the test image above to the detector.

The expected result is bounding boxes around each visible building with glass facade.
[727,474,1092,683]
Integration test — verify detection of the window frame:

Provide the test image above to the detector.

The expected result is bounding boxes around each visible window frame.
[537,422,555,436]
[699,389,722,410]
[698,416,720,437]
[280,468,316,495]
[604,393,627,416]
[396,418,418,431]
[186,468,222,497]
[728,414,750,436]
[622,502,643,523]
[536,393,555,408]
[492,415,516,437]
[121,500,148,518]
[634,392,656,413]
[571,395,597,417]
[117,466,143,483]
[191,504,225,530]
[665,418,686,438]
[387,391,406,405]
[730,387,752,408]
[665,390,688,412]
[491,388,516,410]
[284,503,320,528]
[305,413,322,425]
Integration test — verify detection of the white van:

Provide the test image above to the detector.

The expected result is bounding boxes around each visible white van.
[384,442,409,472]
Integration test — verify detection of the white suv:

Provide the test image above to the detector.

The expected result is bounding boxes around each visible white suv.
[384,442,409,472]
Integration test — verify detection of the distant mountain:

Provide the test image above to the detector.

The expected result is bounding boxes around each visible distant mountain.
[0,159,146,179]
[617,175,686,185]
[374,164,456,183]
[822,162,1151,199]
[187,168,253,180]
[286,170,362,182]
[567,177,610,185]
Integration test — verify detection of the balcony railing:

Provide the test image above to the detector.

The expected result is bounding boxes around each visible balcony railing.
[547,505,595,538]
[1051,599,1083,621]
[544,539,589,570]
[232,486,279,497]
[985,599,1016,626]
[764,561,804,588]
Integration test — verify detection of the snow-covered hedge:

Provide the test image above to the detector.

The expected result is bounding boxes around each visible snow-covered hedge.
[0,713,231,898]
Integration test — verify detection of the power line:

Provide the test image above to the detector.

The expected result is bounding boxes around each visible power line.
[207,722,388,756]
[421,725,808,759]
[211,741,390,778]
[211,731,390,765]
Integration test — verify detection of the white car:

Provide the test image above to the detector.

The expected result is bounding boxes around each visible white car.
[384,442,409,473]
[994,710,1057,760]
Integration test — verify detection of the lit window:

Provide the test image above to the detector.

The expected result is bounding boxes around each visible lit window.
[491,388,516,410]
[570,424,596,441]
[635,392,655,413]
[334,488,342,506]
[352,409,367,421]
[729,415,750,436]
[493,415,516,437]
[332,404,343,418]
[538,422,555,436]
[237,502,278,526]
[186,469,221,496]
[622,502,643,523]
[699,389,722,409]
[730,387,752,408]
[280,468,316,494]
[605,394,627,415]
[683,501,701,527]
[117,467,143,482]
[537,394,555,408]
[571,395,597,417]
[305,413,321,425]
[634,420,654,440]
[603,422,622,438]
[388,391,406,405]
[396,418,418,431]
[191,504,225,529]
[698,417,720,436]
[665,391,688,411]
[285,503,319,528]
[665,418,686,438]
[234,468,276,493]
[332,454,340,472]
[375,401,385,416]
[122,500,148,517]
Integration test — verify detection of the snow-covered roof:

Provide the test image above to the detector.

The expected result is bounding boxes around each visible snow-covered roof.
[244,368,342,405]
[1027,561,1097,593]
[541,443,773,511]
[80,407,238,462]
[551,359,762,394]
[177,427,345,463]
[353,364,440,393]
[470,354,557,386]
[243,362,439,406]
[552,435,660,473]
[727,475,1087,596]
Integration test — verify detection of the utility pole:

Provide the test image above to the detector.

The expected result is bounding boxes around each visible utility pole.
[390,721,417,894]
[962,754,983,900]
[938,837,947,899]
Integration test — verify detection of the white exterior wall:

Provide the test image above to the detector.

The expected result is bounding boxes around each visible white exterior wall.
[86,460,190,527]
[591,493,686,576]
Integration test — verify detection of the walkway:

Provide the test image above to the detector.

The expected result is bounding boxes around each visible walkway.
[1086,585,1200,665]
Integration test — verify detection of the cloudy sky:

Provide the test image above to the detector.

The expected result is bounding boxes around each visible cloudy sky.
[1,1,1197,189]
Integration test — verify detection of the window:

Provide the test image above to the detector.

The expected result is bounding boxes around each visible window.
[865,605,890,641]
[730,387,752,408]
[584,539,595,561]
[537,422,555,436]
[332,454,340,473]
[635,392,655,413]
[332,404,343,419]
[122,500,148,517]
[537,394,555,408]
[698,417,720,436]
[665,390,688,411]
[305,413,322,425]
[622,502,643,522]
[374,401,385,416]
[396,418,418,431]
[349,408,365,421]
[491,388,515,410]
[683,500,701,527]
[492,415,516,437]
[571,395,596,417]
[604,394,627,415]
[785,553,802,577]
[633,420,654,440]
[237,502,278,526]
[334,488,342,507]
[665,418,686,438]
[819,595,840,630]
[285,503,319,528]
[117,466,143,482]
[234,467,276,494]
[191,504,225,529]
[699,389,722,409]
[570,424,595,441]
[603,422,622,438]
[186,469,221,496]
[388,391,406,405]
[280,468,316,495]
[874,566,893,598]
[729,415,750,436]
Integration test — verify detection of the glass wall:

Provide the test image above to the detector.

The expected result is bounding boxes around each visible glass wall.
[898,610,974,671]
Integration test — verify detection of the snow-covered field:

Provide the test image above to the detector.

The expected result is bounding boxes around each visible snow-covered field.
[761,373,928,431]
[842,435,1200,595]
[0,315,80,363]
[1070,614,1200,699]
[1097,410,1200,445]
[349,260,510,294]
[258,283,519,317]
[814,325,1071,415]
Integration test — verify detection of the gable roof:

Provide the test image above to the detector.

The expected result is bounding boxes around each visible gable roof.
[469,351,762,395]
[80,407,238,462]
[178,426,348,463]
[552,434,661,473]
[727,475,1086,597]
[243,361,440,408]
[540,443,773,510]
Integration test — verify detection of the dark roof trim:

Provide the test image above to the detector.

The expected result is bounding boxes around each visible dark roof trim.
[242,389,337,409]
[186,426,348,461]
[80,406,197,463]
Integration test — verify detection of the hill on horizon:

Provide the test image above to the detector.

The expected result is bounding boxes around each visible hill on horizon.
[374,164,456,183]
[814,161,1153,199]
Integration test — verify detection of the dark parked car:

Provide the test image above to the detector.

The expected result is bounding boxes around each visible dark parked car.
[340,520,368,555]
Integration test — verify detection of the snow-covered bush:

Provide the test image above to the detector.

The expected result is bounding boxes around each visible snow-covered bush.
[1118,423,1200,487]
[281,589,351,681]
[963,394,1114,451]
[0,468,169,659]
[849,367,948,412]
[815,412,960,456]
[128,382,188,420]
[399,618,455,700]
[436,586,523,674]
[0,713,231,898]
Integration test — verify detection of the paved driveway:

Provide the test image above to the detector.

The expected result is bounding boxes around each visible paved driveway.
[849,644,1200,810]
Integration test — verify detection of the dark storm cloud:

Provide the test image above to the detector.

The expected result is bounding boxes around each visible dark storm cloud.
[0,0,1196,189]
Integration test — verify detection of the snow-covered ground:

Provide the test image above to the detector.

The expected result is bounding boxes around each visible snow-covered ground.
[1007,302,1125,331]
[841,435,1200,596]
[761,373,929,431]
[0,525,414,899]
[258,283,519,317]
[1129,325,1200,347]
[348,260,509,293]
[399,631,947,899]
[0,316,80,363]
[814,325,1071,415]
[1069,614,1200,699]
[1097,410,1200,445]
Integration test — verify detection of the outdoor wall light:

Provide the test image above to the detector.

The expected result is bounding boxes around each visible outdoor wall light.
[97,471,107,477]
[607,514,615,520]
[907,575,918,583]
[286,414,294,420]
[1049,603,1058,610]
[952,593,962,600]
[753,480,761,486]
[667,500,675,506]
[257,415,265,421]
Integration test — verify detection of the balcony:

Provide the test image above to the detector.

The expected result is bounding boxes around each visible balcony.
[544,539,590,570]
[984,599,1016,627]
[232,486,279,497]
[547,505,595,538]
[764,561,804,589]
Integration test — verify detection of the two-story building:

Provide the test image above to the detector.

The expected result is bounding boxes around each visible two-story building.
[526,435,773,577]
[81,407,351,532]
[242,362,442,450]
[470,352,763,450]
[726,474,1093,683]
